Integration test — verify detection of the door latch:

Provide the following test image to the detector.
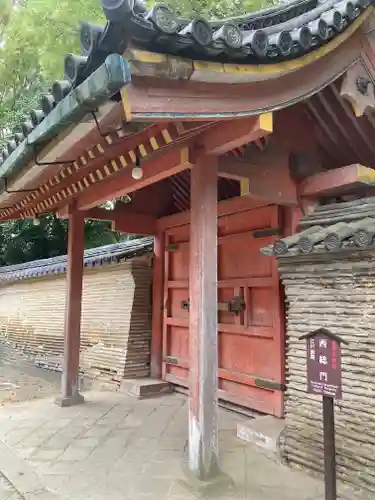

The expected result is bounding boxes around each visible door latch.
[180,296,245,316]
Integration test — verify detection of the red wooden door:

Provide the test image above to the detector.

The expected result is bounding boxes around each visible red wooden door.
[162,203,285,417]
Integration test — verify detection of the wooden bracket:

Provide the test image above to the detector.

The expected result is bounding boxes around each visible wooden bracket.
[340,60,375,117]
[299,163,375,197]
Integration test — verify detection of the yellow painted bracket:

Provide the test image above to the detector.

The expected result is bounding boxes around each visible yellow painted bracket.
[121,87,132,122]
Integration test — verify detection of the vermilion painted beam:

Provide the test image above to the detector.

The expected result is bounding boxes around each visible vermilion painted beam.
[82,207,117,221]
[202,114,273,155]
[188,155,218,480]
[111,213,156,235]
[218,156,297,205]
[80,206,157,235]
[57,206,122,220]
[76,146,193,211]
[157,194,269,231]
[55,204,85,407]
[299,164,375,196]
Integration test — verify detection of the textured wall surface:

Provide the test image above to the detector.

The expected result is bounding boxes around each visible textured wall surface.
[0,257,152,383]
[279,252,375,493]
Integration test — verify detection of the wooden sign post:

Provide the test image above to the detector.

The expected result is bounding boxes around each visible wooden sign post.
[299,328,348,500]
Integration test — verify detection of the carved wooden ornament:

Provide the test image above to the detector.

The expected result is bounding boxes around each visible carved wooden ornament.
[340,60,375,117]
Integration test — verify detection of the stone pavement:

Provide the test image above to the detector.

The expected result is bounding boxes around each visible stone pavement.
[0,390,368,500]
[0,470,21,500]
[0,344,60,407]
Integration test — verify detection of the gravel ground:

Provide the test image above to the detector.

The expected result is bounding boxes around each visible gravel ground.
[0,344,60,406]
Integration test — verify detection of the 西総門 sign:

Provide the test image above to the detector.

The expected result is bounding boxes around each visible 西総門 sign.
[300,328,347,400]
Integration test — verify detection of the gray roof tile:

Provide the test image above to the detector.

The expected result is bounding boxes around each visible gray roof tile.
[0,236,153,283]
[261,196,375,257]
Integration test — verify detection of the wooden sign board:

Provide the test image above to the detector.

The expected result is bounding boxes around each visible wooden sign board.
[301,328,345,399]
[299,328,347,500]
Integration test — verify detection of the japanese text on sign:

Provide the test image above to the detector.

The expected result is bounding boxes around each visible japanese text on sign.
[306,331,342,399]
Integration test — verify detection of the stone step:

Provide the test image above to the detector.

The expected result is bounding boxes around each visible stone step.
[119,378,172,399]
[237,415,285,461]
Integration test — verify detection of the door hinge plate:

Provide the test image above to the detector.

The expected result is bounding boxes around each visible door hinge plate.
[254,377,285,391]
[253,228,283,239]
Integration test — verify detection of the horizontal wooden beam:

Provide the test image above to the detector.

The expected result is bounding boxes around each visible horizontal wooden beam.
[84,207,117,221]
[156,195,269,231]
[299,164,375,197]
[58,206,157,235]
[111,213,156,235]
[202,114,273,155]
[218,156,297,205]
[76,145,193,212]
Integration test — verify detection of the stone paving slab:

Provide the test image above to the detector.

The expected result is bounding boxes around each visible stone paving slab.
[0,470,22,500]
[0,438,61,500]
[0,391,369,500]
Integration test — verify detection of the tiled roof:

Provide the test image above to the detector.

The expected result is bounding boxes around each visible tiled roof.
[261,196,375,256]
[98,0,369,65]
[0,0,371,171]
[0,236,153,283]
[0,54,130,190]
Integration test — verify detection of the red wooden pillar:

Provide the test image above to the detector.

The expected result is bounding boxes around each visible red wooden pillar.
[188,155,219,480]
[150,231,164,378]
[55,205,85,407]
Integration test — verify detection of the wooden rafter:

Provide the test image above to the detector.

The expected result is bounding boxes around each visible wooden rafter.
[12,114,277,219]
[75,145,193,211]
[7,122,211,220]
[202,114,273,155]
[14,123,179,219]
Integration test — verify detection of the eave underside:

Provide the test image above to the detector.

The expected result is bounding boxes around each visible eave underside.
[0,6,375,220]
[2,72,375,223]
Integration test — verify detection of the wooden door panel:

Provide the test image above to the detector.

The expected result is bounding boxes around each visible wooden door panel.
[219,334,279,380]
[218,206,273,235]
[248,287,277,327]
[218,237,273,279]
[162,201,285,417]
[164,324,188,380]
[167,287,189,320]
[218,379,273,413]
[168,246,189,282]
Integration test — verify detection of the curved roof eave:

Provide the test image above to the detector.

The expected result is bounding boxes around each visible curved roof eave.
[125,7,372,85]
[0,54,131,202]
[125,28,365,120]
[95,0,372,67]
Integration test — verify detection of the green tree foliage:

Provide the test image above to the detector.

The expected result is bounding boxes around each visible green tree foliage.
[0,1,119,265]
[166,0,276,19]
[0,0,105,145]
[0,0,275,141]
[0,214,122,266]
[0,0,275,265]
